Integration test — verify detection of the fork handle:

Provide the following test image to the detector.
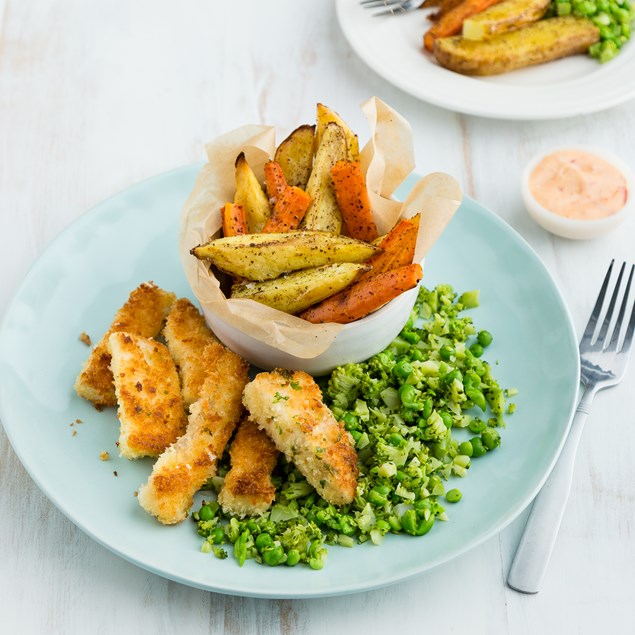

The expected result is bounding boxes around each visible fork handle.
[507,385,596,594]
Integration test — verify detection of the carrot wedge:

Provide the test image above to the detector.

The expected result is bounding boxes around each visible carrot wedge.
[356,213,420,283]
[330,160,379,242]
[299,263,423,324]
[264,160,288,202]
[261,186,311,233]
[424,0,503,51]
[221,203,248,237]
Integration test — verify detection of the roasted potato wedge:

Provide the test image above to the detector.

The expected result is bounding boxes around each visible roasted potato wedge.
[301,122,347,234]
[231,262,370,314]
[234,152,271,233]
[274,124,315,190]
[462,0,551,40]
[191,230,379,281]
[434,17,600,76]
[316,103,359,162]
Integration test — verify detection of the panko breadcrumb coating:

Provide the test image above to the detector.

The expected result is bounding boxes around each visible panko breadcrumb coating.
[74,282,175,408]
[163,298,219,407]
[137,342,249,524]
[218,418,279,517]
[242,369,358,506]
[108,332,187,459]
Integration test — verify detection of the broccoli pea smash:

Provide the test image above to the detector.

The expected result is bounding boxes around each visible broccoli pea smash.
[194,284,516,568]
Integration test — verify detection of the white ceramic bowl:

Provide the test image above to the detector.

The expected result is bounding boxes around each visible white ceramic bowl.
[521,145,635,240]
[201,281,420,376]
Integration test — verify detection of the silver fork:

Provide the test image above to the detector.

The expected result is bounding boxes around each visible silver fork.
[508,260,635,594]
[360,0,426,17]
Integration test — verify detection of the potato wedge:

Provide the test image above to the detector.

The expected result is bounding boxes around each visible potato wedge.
[191,230,379,281]
[231,262,369,314]
[316,103,359,162]
[462,0,551,40]
[301,122,347,234]
[274,124,315,189]
[434,17,599,76]
[234,152,271,233]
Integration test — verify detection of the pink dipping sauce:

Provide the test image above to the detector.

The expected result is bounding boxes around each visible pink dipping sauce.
[529,150,628,220]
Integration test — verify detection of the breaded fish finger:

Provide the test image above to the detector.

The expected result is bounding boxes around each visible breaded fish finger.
[137,344,249,524]
[75,282,175,408]
[218,418,279,517]
[163,298,219,408]
[108,332,187,459]
[242,369,358,506]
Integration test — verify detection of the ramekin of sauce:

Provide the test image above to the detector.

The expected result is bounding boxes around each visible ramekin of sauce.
[521,146,634,240]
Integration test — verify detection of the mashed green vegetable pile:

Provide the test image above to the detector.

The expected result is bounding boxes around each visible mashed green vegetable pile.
[194,284,517,569]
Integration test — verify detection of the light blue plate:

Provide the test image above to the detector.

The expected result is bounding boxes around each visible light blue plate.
[0,166,580,598]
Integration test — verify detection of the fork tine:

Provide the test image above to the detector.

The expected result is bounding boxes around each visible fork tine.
[360,0,400,6]
[607,264,634,352]
[620,265,635,354]
[580,260,614,349]
[596,261,626,347]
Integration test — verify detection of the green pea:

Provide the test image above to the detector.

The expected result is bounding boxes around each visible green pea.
[211,527,225,544]
[401,330,420,345]
[392,360,413,380]
[388,432,406,447]
[458,440,473,457]
[285,549,301,567]
[255,532,273,551]
[415,515,435,536]
[342,412,358,430]
[470,342,484,358]
[468,417,487,433]
[439,411,453,429]
[199,504,215,521]
[477,330,493,347]
[368,486,390,506]
[470,436,487,457]
[441,369,462,387]
[482,427,501,450]
[401,510,418,535]
[446,488,462,503]
[439,344,454,361]
[399,384,420,409]
[263,545,285,566]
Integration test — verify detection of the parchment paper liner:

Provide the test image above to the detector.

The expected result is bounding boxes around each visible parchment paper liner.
[179,97,462,359]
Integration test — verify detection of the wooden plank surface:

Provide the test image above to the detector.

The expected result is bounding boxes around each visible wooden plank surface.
[1,1,634,633]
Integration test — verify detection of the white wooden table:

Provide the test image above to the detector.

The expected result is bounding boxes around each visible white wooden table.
[1,1,634,633]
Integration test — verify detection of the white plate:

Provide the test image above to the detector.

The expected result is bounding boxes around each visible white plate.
[336,0,635,119]
[0,166,579,598]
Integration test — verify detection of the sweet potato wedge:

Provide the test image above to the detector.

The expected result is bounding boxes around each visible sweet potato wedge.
[274,124,315,189]
[299,263,423,324]
[261,186,311,233]
[434,16,599,75]
[356,214,420,283]
[264,160,288,202]
[231,262,369,314]
[221,203,248,237]
[234,152,271,233]
[424,0,504,51]
[330,160,379,242]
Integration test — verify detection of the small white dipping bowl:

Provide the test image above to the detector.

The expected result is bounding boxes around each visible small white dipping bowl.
[201,281,420,376]
[521,145,635,240]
